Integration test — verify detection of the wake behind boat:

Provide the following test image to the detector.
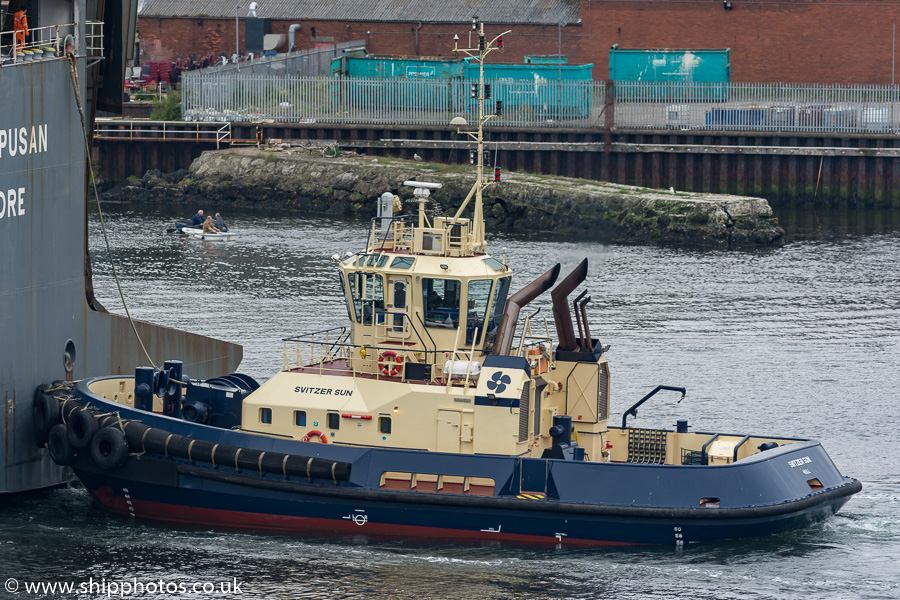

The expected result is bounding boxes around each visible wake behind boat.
[35,24,859,546]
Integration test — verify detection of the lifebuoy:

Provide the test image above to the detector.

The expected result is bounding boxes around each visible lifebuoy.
[91,427,129,469]
[302,430,328,444]
[378,350,403,377]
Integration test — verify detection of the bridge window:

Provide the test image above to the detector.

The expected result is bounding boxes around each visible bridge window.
[486,276,511,338]
[465,279,493,345]
[422,278,461,329]
[347,272,384,324]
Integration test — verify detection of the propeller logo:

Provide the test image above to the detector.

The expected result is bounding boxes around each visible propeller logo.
[487,371,511,394]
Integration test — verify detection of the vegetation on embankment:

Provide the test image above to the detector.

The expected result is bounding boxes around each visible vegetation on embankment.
[102,147,784,248]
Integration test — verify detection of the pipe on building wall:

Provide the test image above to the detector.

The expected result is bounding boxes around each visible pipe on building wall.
[288,23,302,52]
[415,22,423,56]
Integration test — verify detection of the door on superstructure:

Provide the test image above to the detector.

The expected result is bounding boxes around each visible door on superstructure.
[436,410,461,453]
[388,277,411,339]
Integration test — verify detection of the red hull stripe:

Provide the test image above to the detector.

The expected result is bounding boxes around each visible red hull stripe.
[92,486,637,547]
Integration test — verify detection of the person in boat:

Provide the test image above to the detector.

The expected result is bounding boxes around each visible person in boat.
[190,209,205,226]
[202,216,220,234]
[213,213,228,232]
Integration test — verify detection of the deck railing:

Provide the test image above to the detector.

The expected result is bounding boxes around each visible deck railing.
[0,21,103,67]
[180,72,900,134]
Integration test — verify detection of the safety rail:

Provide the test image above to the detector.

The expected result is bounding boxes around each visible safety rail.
[281,328,479,384]
[94,119,232,148]
[0,21,103,67]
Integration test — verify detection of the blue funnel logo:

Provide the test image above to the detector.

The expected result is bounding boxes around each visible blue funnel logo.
[487,371,512,395]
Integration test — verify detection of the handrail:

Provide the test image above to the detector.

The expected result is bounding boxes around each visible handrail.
[701,433,721,466]
[732,434,751,463]
[621,385,687,429]
[94,119,231,143]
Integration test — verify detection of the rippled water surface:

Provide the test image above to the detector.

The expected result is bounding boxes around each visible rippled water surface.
[2,205,898,599]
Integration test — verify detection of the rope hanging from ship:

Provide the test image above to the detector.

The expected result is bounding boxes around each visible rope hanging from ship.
[65,53,157,370]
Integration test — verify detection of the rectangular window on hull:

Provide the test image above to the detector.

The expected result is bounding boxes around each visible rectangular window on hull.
[294,410,306,427]
[327,412,340,430]
[259,408,272,424]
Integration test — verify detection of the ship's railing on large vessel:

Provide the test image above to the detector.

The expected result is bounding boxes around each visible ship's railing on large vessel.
[366,215,474,257]
[94,119,232,148]
[0,21,103,66]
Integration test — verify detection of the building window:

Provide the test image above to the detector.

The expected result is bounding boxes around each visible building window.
[294,410,306,427]
[327,412,340,430]
[259,407,272,424]
[379,416,392,434]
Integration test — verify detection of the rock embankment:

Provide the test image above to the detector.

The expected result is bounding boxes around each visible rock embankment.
[103,148,784,248]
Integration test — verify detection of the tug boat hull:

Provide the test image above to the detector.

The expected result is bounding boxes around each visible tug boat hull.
[68,383,860,546]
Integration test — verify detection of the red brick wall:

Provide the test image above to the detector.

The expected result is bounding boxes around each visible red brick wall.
[139,1,900,84]
[579,0,900,84]
[138,17,584,68]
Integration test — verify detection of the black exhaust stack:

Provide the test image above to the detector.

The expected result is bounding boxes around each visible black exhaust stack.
[492,263,560,356]
[551,258,589,352]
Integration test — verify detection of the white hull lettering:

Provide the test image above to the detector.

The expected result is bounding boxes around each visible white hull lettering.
[0,187,26,220]
[0,124,48,159]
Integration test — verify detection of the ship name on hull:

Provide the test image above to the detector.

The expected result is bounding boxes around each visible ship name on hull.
[0,124,48,159]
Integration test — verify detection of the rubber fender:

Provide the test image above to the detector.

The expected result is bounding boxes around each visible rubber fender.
[47,424,77,466]
[33,393,61,443]
[67,409,99,451]
[91,427,129,469]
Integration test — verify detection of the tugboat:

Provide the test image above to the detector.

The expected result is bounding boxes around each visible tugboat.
[40,24,860,545]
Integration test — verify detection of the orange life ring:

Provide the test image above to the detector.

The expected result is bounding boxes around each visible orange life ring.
[378,350,403,377]
[302,430,328,444]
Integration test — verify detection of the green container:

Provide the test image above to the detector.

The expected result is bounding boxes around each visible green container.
[609,48,730,83]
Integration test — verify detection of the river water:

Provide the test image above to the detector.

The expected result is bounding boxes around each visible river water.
[1,204,898,599]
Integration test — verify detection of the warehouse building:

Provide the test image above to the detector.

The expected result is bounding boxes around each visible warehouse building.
[138,0,900,84]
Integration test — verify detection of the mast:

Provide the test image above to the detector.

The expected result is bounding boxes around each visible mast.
[452,20,510,254]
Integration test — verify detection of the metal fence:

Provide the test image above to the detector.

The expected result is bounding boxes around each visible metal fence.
[615,81,900,133]
[181,75,900,134]
[181,74,604,126]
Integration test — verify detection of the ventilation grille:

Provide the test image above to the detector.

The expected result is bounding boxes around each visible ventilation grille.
[598,362,610,420]
[518,382,531,443]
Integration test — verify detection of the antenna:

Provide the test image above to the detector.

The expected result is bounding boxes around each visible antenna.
[449,21,511,254]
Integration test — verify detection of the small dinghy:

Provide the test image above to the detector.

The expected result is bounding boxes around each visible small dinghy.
[180,227,237,242]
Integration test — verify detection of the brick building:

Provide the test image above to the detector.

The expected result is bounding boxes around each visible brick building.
[138,0,900,84]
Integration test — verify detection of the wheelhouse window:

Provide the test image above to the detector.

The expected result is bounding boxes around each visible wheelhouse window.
[487,276,511,338]
[465,279,493,345]
[347,272,384,325]
[422,278,462,329]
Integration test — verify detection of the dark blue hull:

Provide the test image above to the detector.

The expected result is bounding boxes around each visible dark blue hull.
[74,457,857,546]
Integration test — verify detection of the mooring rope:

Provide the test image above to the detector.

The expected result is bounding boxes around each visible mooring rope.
[66,53,156,369]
